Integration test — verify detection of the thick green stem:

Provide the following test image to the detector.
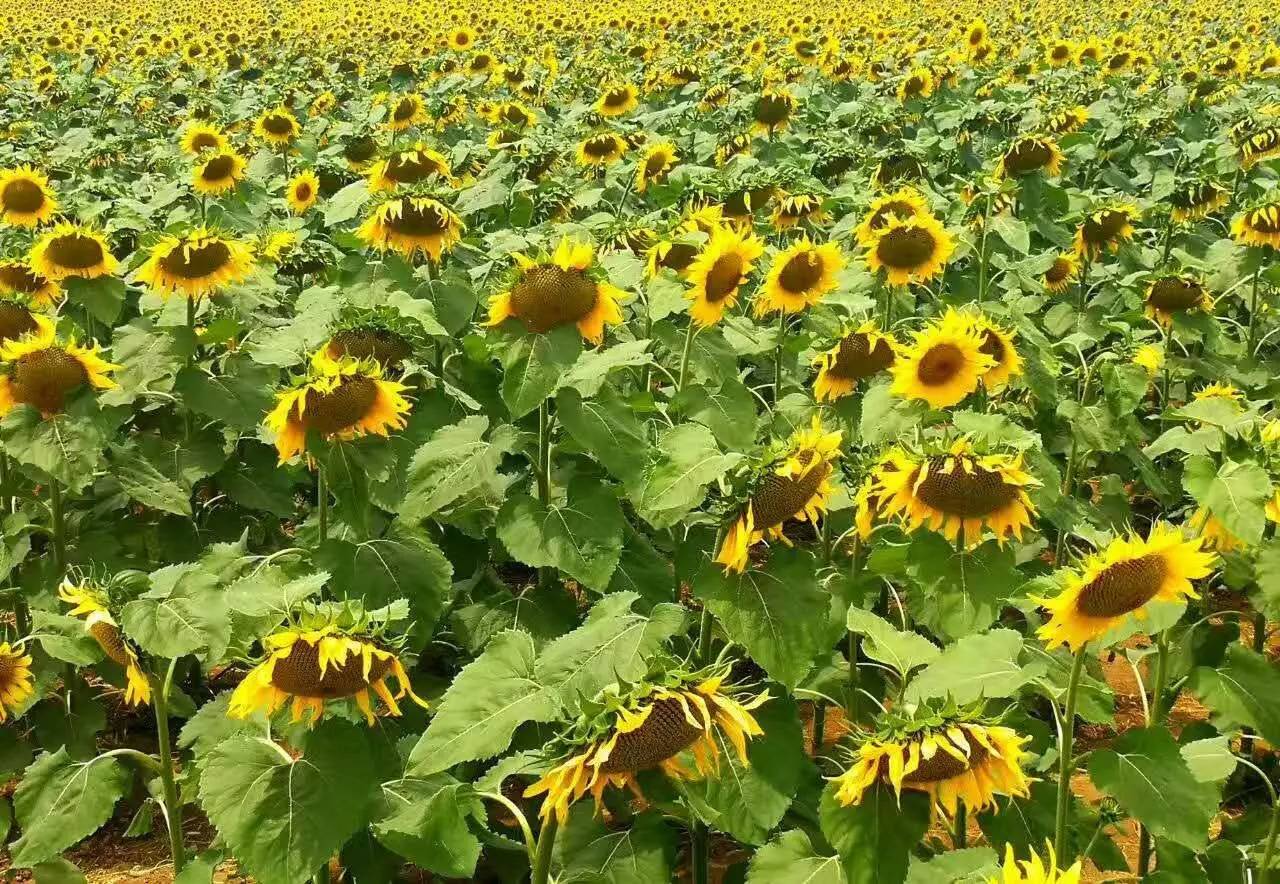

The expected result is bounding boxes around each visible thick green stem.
[153,660,186,873]
[771,311,786,405]
[317,465,328,546]
[1137,633,1171,877]
[976,195,991,301]
[530,815,558,884]
[1248,262,1263,356]
[49,480,66,577]
[536,400,551,505]
[677,320,696,394]
[1261,797,1280,884]
[1076,260,1091,313]
[811,702,826,756]
[954,803,967,849]
[1054,647,1088,862]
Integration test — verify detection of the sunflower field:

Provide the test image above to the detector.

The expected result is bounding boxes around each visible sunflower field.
[2,0,1280,882]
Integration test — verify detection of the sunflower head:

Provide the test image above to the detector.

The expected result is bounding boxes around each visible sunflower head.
[997,134,1064,178]
[356,196,464,262]
[1144,274,1212,326]
[367,143,453,192]
[179,122,228,156]
[1074,203,1140,260]
[0,298,40,345]
[1043,253,1080,294]
[1232,202,1280,249]
[286,170,320,214]
[771,193,827,230]
[192,150,247,195]
[595,82,639,116]
[812,321,897,402]
[635,142,678,193]
[58,579,150,706]
[993,842,1082,884]
[254,106,301,147]
[754,238,844,317]
[855,188,928,246]
[28,223,117,282]
[136,228,255,299]
[1047,106,1089,135]
[1169,180,1228,222]
[0,642,34,722]
[485,237,625,344]
[1132,344,1164,377]
[576,131,629,167]
[0,166,58,228]
[864,214,954,286]
[684,225,765,327]
[971,315,1023,393]
[890,309,994,408]
[0,314,118,417]
[752,87,795,134]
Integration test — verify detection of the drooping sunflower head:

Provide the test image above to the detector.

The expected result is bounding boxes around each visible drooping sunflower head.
[192,149,247,196]
[863,213,954,287]
[58,580,150,706]
[715,416,843,572]
[0,641,34,722]
[254,106,301,147]
[1043,252,1080,294]
[326,322,415,370]
[178,122,228,156]
[890,309,994,408]
[1170,180,1228,222]
[1047,105,1089,135]
[832,705,1032,819]
[996,134,1064,179]
[0,260,58,310]
[595,82,639,116]
[286,170,320,215]
[524,667,768,823]
[485,237,625,345]
[1036,522,1215,651]
[264,347,413,463]
[684,225,765,327]
[355,196,465,262]
[635,142,678,193]
[896,66,935,102]
[385,92,428,132]
[343,134,380,171]
[970,314,1023,393]
[1144,274,1212,327]
[367,143,453,192]
[0,165,57,228]
[752,86,795,135]
[1232,202,1280,249]
[0,314,119,417]
[854,188,929,247]
[136,227,255,299]
[992,842,1083,884]
[770,193,827,231]
[812,321,897,402]
[1074,202,1140,260]
[754,238,844,317]
[28,222,117,282]
[1240,127,1280,169]
[576,131,629,167]
[864,437,1040,547]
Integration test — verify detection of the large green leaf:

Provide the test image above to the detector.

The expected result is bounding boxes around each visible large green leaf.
[1188,645,1280,746]
[199,723,378,884]
[553,806,674,884]
[747,830,845,884]
[906,535,1020,640]
[373,777,482,878]
[556,387,649,484]
[496,479,625,591]
[109,441,192,516]
[672,379,757,451]
[1183,456,1270,546]
[11,749,131,867]
[173,355,276,430]
[1,403,110,492]
[632,423,742,527]
[557,340,653,398]
[399,416,518,522]
[818,781,931,884]
[500,327,582,418]
[905,847,999,884]
[905,628,1044,705]
[845,607,940,680]
[121,570,230,661]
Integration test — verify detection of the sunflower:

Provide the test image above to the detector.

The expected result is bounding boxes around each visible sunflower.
[386,93,428,132]
[752,87,795,135]
[1043,253,1079,294]
[0,166,57,227]
[448,26,476,51]
[58,582,150,706]
[1169,181,1228,222]
[1133,344,1164,377]
[485,237,625,345]
[1074,203,1140,260]
[254,107,301,148]
[855,188,929,247]
[1241,127,1280,168]
[1144,274,1212,326]
[865,438,1038,546]
[1188,508,1246,552]
[1048,106,1088,134]
[356,196,464,262]
[228,623,427,726]
[1232,203,1280,248]
[715,417,842,573]
[0,314,118,417]
[366,144,453,192]
[576,132,629,167]
[524,671,767,824]
[485,101,538,130]
[754,238,843,317]
[993,843,1083,884]
[971,315,1023,392]
[812,321,896,401]
[685,226,764,327]
[178,122,228,155]
[1194,383,1243,406]
[996,135,1063,178]
[864,214,954,286]
[0,642,33,722]
[1037,523,1215,651]
[264,348,412,463]
[771,194,826,230]
[285,170,320,214]
[595,83,639,116]
[833,715,1031,818]
[343,135,380,171]
[136,228,255,299]
[890,310,993,407]
[635,142,678,193]
[897,67,935,102]
[28,222,117,282]
[192,150,247,196]
[326,326,413,368]
[0,259,59,309]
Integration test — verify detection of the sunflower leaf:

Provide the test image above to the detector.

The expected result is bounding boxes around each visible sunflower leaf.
[904,628,1043,705]
[1184,458,1270,546]
[1187,645,1280,747]
[372,777,483,878]
[633,423,742,528]
[500,327,582,418]
[10,749,131,867]
[553,805,675,884]
[400,416,519,522]
[557,387,650,485]
[556,339,653,398]
[496,479,625,591]
[747,830,845,884]
[845,606,940,679]
[819,781,931,884]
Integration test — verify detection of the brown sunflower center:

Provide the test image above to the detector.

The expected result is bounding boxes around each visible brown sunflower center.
[901,737,989,784]
[704,253,745,303]
[901,76,928,98]
[1074,553,1168,617]
[598,697,705,773]
[1083,210,1129,244]
[643,152,670,177]
[2,178,46,214]
[294,182,313,201]
[1045,257,1073,285]
[89,620,132,667]
[12,347,89,413]
[916,343,967,386]
[44,233,107,271]
[392,98,419,122]
[328,328,412,367]
[603,88,632,108]
[832,332,895,379]
[1051,45,1071,61]
[584,136,620,159]
[344,137,378,164]
[262,113,295,136]
[0,264,45,295]
[754,94,791,126]
[914,457,1019,517]
[750,454,829,528]
[658,242,698,273]
[386,152,447,184]
[189,131,221,151]
[201,154,237,181]
[302,376,379,435]
[876,225,938,269]
[1148,277,1204,311]
[1003,139,1053,174]
[778,250,823,294]
[0,303,37,343]
[385,201,452,237]
[158,239,232,280]
[1249,210,1280,235]
[978,329,1006,364]
[270,639,393,699]
[509,265,599,332]
[867,200,918,234]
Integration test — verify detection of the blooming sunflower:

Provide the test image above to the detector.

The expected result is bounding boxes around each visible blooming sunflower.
[1170,181,1228,222]
[136,228,255,299]
[754,239,843,317]
[264,348,412,463]
[576,132,629,167]
[285,170,320,215]
[356,197,464,262]
[228,622,427,726]
[715,417,842,572]
[1037,523,1215,651]
[1047,106,1089,135]
[28,223,116,282]
[0,314,118,417]
[178,122,228,156]
[832,710,1031,818]
[0,166,57,227]
[1133,344,1164,377]
[996,135,1064,178]
[890,310,993,408]
[1144,274,1212,327]
[865,438,1039,547]
[485,237,625,345]
[366,144,453,192]
[385,93,428,132]
[992,843,1082,884]
[0,642,33,722]
[864,214,954,286]
[752,87,795,135]
[635,142,678,193]
[812,321,896,401]
[595,83,639,116]
[685,226,764,327]
[897,67,935,102]
[971,315,1023,392]
[854,188,929,247]
[192,150,247,196]
[524,670,767,824]
[1043,253,1080,294]
[0,259,59,309]
[254,107,301,148]
[1074,203,1140,260]
[1232,203,1280,248]
[58,582,150,706]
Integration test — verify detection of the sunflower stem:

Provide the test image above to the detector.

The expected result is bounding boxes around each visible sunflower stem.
[317,464,328,546]
[1076,260,1090,313]
[847,534,863,719]
[530,815,558,884]
[811,702,826,756]
[691,820,710,884]
[1254,611,1267,655]
[152,658,186,874]
[536,400,551,505]
[772,311,786,405]
[1053,645,1088,863]
[1261,793,1280,884]
[677,319,696,394]
[976,194,991,301]
[953,802,967,849]
[1248,259,1262,356]
[49,479,66,578]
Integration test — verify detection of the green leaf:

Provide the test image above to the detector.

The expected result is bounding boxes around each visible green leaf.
[178,692,269,758]
[1256,540,1280,620]
[1057,400,1121,450]
[121,575,229,660]
[1180,736,1238,783]
[535,593,685,710]
[907,536,1021,640]
[845,608,940,679]
[747,830,845,884]
[557,387,650,484]
[323,180,370,225]
[200,723,378,884]
[11,749,132,867]
[173,355,276,430]
[905,628,1043,705]
[633,423,742,528]
[317,525,454,635]
[688,546,829,688]
[407,630,559,776]
[557,340,653,398]
[990,214,1031,254]
[1188,645,1280,746]
[496,479,625,591]
[30,611,102,666]
[98,318,189,407]
[500,328,581,419]
[673,379,758,451]
[905,847,999,884]
[859,382,927,445]
[819,781,931,884]
[31,858,88,884]
[554,806,674,884]
[63,276,125,324]
[373,778,482,878]
[1,403,108,492]
[400,417,518,522]
[1184,458,1270,546]
[1086,726,1218,850]
[109,442,192,516]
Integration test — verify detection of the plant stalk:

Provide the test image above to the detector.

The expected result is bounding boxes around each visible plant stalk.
[677,320,696,394]
[49,479,66,577]
[1248,261,1262,356]
[317,464,328,546]
[152,659,186,873]
[536,400,551,505]
[1054,646,1088,862]
[530,815,558,884]
[691,821,710,884]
